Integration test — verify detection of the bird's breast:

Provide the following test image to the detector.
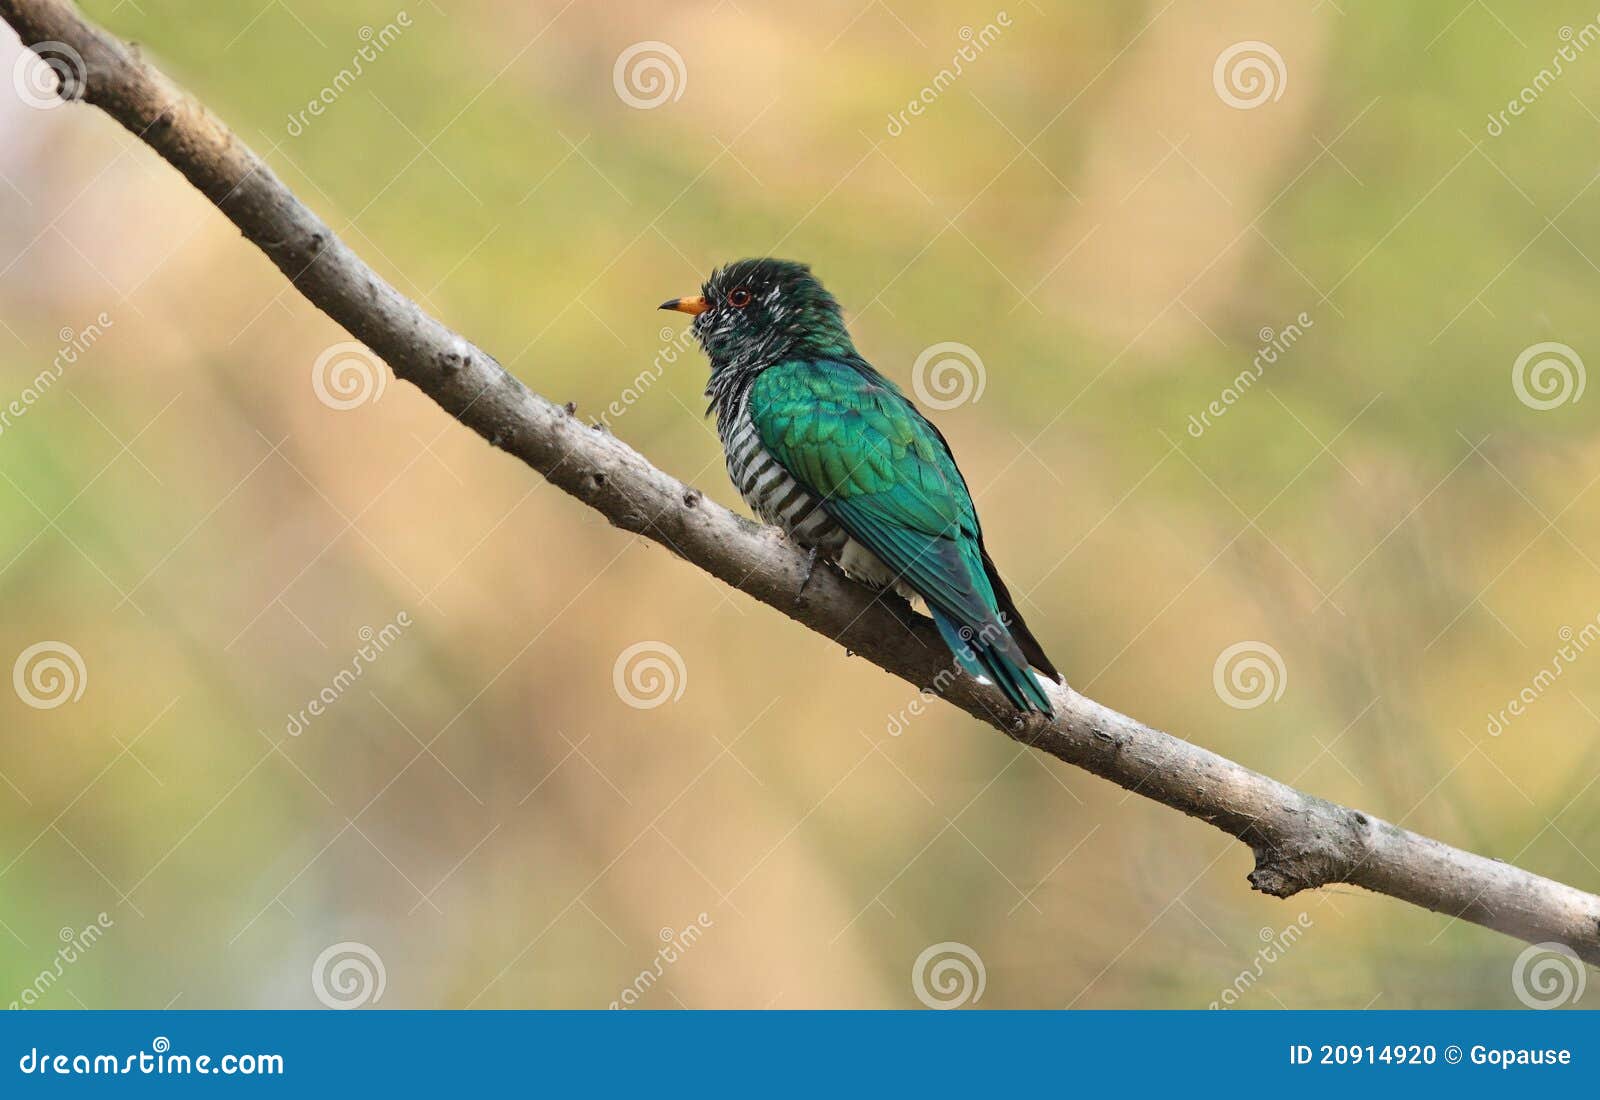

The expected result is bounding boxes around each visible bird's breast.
[722,401,847,556]
[719,401,916,602]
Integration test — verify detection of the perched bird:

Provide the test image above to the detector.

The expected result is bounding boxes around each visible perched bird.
[661,258,1063,714]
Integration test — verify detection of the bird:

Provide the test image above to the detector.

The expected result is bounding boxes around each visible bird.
[660,258,1063,714]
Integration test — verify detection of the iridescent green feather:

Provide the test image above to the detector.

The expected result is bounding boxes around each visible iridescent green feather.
[748,359,1054,712]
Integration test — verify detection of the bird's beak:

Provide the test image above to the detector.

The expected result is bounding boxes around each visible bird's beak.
[658,295,710,315]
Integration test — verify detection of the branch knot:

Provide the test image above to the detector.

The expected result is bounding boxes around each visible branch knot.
[1247,801,1370,899]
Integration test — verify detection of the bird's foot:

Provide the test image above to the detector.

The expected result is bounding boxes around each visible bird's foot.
[885,591,928,630]
[794,546,821,605]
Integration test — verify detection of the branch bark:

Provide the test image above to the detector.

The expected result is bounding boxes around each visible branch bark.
[6,0,1598,968]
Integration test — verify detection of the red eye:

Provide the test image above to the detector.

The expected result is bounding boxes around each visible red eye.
[728,287,752,308]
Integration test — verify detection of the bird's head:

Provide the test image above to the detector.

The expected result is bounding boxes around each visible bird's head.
[660,258,855,372]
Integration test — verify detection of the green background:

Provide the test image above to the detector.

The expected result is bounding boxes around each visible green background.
[0,0,1596,1008]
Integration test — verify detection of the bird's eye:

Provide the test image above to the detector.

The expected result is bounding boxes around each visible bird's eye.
[728,287,753,308]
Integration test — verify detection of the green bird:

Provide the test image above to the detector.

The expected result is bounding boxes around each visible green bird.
[661,258,1063,714]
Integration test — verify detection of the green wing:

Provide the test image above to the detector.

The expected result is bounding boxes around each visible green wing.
[746,359,1000,631]
[746,358,1059,713]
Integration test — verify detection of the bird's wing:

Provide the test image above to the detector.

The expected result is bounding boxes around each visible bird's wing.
[747,359,999,632]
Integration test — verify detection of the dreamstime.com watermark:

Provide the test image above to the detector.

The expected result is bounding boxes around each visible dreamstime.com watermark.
[609,913,713,1008]
[911,941,986,1009]
[10,914,113,1009]
[885,13,1012,137]
[284,613,413,736]
[1185,312,1313,439]
[1212,641,1287,709]
[612,641,687,709]
[285,13,413,137]
[883,618,1017,736]
[17,1038,283,1077]
[1511,341,1585,410]
[1209,913,1313,1009]
[910,342,986,411]
[11,39,85,110]
[1485,618,1600,736]
[12,640,87,710]
[311,341,389,410]
[0,313,113,439]
[598,326,697,431]
[1484,19,1600,137]
[1212,40,1287,109]
[311,941,386,1009]
[613,41,687,109]
[1511,942,1586,1009]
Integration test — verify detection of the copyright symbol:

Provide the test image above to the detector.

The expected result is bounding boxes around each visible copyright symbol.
[1444,1045,1462,1064]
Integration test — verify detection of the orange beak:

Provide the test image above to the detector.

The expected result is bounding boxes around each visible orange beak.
[658,295,710,315]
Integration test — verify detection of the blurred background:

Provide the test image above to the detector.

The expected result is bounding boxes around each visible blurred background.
[1,0,1597,1009]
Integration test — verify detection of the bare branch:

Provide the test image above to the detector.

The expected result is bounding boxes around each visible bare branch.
[5,0,1597,966]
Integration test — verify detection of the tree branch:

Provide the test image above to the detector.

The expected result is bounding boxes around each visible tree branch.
[6,0,1598,967]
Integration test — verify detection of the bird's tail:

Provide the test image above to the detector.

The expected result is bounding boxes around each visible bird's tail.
[931,608,1055,715]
